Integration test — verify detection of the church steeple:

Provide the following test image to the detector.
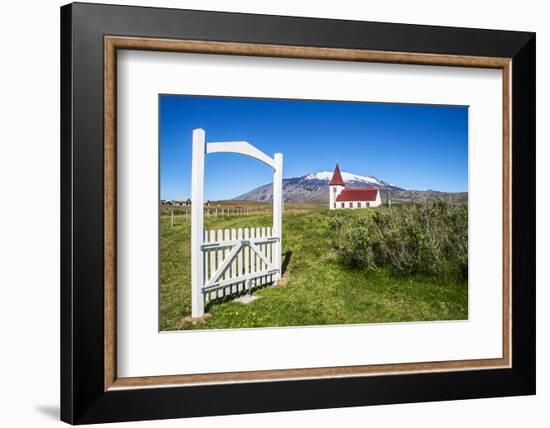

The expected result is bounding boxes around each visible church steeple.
[329,163,345,210]
[329,163,345,186]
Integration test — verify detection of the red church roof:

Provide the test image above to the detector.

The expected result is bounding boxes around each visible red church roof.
[329,163,345,186]
[336,188,379,202]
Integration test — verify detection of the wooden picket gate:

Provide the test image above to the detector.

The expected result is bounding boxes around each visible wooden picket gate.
[190,128,283,317]
[202,227,279,302]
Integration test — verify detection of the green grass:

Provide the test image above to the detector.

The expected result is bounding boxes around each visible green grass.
[160,207,467,331]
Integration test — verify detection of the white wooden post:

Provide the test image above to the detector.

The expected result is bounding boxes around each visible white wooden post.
[273,153,283,281]
[191,128,205,317]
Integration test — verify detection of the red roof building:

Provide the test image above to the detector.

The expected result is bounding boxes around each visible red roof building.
[329,163,382,209]
[335,188,379,202]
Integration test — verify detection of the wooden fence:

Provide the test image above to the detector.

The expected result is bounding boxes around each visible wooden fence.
[168,208,270,227]
[201,226,279,303]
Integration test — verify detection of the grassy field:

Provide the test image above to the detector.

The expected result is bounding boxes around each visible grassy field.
[160,203,467,331]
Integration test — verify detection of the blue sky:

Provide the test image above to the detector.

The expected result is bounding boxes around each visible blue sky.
[160,95,468,201]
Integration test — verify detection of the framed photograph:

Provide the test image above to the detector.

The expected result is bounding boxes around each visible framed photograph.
[61,2,535,424]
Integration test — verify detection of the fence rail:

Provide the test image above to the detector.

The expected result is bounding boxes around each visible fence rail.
[201,226,278,303]
[166,208,270,227]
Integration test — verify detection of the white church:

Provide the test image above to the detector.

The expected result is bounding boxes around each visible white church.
[329,163,382,210]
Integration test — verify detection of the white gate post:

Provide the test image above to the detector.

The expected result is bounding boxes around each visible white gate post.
[273,153,283,281]
[191,128,205,317]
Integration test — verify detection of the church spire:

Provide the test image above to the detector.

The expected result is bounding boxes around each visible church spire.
[329,163,345,186]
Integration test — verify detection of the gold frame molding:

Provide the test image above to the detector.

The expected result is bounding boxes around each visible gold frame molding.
[104,36,512,391]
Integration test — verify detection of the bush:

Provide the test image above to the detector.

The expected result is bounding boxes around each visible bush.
[330,201,468,278]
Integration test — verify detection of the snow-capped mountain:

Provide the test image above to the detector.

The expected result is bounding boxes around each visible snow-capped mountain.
[233,170,467,204]
[234,170,403,203]
[304,171,394,188]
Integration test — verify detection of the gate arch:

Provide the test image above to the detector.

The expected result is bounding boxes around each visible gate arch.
[190,128,283,317]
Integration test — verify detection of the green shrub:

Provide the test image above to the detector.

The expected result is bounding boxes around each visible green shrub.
[330,201,468,278]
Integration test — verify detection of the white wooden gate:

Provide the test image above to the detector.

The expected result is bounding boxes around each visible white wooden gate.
[191,129,283,317]
[202,227,278,303]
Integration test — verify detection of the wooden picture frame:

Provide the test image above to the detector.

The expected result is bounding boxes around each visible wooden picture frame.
[61,2,535,424]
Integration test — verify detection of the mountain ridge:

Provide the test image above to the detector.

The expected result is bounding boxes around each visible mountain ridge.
[234,171,467,204]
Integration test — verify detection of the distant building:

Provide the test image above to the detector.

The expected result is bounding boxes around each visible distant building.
[329,163,382,210]
[185,198,191,206]
[161,199,189,207]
